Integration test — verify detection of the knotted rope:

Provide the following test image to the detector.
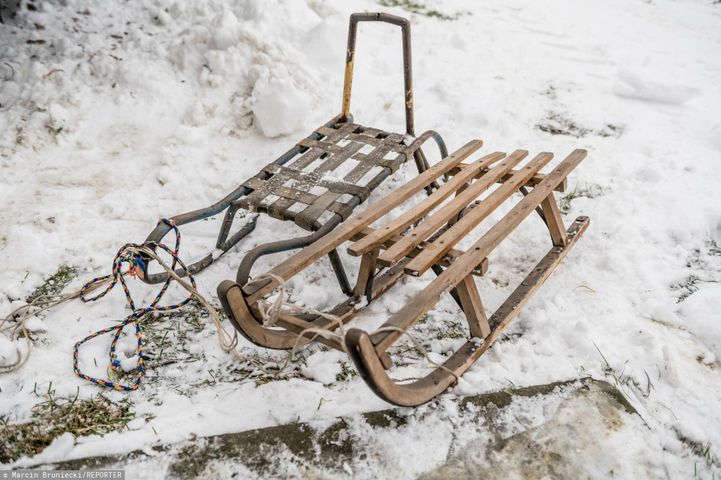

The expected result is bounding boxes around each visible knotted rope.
[0,218,242,389]
[73,219,242,391]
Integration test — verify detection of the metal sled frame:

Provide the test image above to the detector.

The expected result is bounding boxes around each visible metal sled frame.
[218,139,589,406]
[140,13,447,289]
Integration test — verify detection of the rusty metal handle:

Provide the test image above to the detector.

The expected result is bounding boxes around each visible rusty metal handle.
[341,12,414,135]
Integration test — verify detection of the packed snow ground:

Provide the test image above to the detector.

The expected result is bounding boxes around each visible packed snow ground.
[1,0,721,477]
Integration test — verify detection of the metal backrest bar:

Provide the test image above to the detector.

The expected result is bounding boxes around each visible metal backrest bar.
[341,12,414,135]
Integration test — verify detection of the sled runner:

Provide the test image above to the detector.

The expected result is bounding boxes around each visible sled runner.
[139,12,447,288]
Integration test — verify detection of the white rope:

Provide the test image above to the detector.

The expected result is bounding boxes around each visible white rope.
[0,277,109,373]
[254,273,350,373]
[252,273,461,384]
[128,246,243,360]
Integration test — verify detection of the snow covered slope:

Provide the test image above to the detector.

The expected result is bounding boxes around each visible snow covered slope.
[1,0,721,476]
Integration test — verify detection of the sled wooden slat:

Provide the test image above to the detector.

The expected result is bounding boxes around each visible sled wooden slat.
[371,148,587,354]
[347,152,507,257]
[404,151,554,276]
[376,149,531,268]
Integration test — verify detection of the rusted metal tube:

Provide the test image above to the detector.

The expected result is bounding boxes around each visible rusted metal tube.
[341,12,414,135]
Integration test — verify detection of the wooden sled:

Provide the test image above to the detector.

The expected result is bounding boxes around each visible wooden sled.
[218,140,589,406]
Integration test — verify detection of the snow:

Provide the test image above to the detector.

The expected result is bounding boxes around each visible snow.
[614,67,699,105]
[252,77,313,137]
[0,336,18,365]
[28,433,76,465]
[301,350,344,385]
[1,0,721,476]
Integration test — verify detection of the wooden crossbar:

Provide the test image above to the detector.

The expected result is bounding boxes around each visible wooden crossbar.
[404,151,554,276]
[347,152,506,257]
[371,149,587,353]
[274,313,346,351]
[376,149,530,268]
[244,140,483,304]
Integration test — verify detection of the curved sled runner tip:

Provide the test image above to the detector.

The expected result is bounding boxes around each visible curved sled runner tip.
[345,328,458,407]
[218,280,310,350]
[345,216,589,407]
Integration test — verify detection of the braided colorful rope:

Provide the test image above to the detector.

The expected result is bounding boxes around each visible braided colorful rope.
[73,218,196,391]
